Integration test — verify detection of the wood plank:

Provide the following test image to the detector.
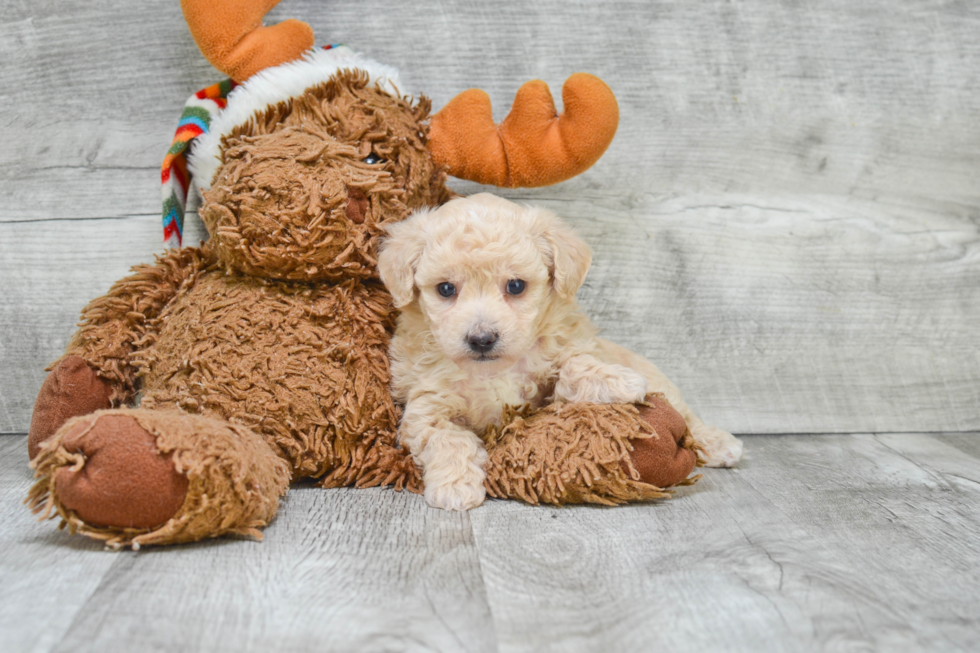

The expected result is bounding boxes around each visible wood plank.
[0,436,117,653]
[0,437,496,653]
[2,194,977,434]
[4,432,980,651]
[3,0,980,221]
[732,433,980,648]
[470,433,980,653]
[558,192,980,435]
[872,432,980,491]
[4,0,979,434]
[4,0,979,435]
[51,487,496,653]
[0,0,212,221]
[939,433,980,461]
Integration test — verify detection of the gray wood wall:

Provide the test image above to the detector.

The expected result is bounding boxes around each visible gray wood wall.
[2,0,978,435]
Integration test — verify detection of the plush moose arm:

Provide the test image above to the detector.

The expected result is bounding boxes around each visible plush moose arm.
[29,247,209,458]
[62,246,210,394]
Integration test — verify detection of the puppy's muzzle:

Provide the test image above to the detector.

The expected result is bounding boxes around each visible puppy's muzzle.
[466,329,499,356]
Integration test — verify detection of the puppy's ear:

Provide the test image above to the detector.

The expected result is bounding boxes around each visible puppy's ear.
[378,211,428,307]
[534,209,592,298]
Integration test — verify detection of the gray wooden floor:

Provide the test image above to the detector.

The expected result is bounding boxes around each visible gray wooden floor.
[3,0,980,651]
[4,432,980,652]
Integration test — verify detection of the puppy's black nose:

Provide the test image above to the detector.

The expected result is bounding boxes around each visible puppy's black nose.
[466,330,498,354]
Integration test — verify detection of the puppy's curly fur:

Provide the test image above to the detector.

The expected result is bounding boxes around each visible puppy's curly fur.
[379,194,743,510]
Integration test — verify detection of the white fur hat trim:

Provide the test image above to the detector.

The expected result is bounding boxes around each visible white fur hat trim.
[188,46,405,192]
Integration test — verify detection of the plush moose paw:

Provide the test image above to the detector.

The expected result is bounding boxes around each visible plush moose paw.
[628,394,700,488]
[28,356,114,460]
[692,423,744,467]
[482,397,697,505]
[43,413,190,530]
[28,408,292,548]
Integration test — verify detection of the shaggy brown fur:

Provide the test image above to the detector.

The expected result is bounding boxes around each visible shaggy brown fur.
[60,246,211,401]
[133,263,414,487]
[54,74,443,490]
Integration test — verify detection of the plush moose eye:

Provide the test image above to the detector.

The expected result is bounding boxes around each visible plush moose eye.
[437,282,456,298]
[506,279,526,295]
[362,153,385,165]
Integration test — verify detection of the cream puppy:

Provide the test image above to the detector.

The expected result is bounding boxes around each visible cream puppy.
[378,194,743,511]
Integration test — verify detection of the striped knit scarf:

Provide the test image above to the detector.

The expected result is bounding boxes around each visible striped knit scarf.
[161,78,237,248]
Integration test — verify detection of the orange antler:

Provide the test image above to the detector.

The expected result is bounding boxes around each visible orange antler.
[427,73,619,188]
[180,0,315,82]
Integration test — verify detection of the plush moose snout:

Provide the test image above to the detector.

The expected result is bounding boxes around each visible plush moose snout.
[345,188,369,224]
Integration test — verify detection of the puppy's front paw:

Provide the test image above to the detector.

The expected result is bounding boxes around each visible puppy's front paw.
[424,473,487,511]
[556,358,648,404]
[693,424,744,467]
[413,427,488,511]
[615,366,650,403]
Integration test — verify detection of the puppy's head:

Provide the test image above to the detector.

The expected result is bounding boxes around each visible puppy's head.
[378,193,591,368]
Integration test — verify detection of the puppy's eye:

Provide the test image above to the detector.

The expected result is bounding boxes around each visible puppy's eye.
[506,279,526,295]
[437,282,456,298]
[362,153,385,165]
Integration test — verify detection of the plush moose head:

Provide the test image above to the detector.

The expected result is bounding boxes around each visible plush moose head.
[193,66,450,282]
[170,0,620,276]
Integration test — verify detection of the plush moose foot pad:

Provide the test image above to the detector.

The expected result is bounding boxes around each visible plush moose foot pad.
[54,414,189,530]
[27,409,291,549]
[482,393,701,506]
[631,394,702,488]
[28,356,114,461]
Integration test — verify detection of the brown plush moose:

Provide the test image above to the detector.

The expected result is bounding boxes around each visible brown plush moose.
[26,0,699,549]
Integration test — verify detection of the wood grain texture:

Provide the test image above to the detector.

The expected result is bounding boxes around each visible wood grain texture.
[0,437,496,653]
[470,432,980,653]
[0,436,118,653]
[54,490,497,653]
[0,0,211,221]
[4,433,980,652]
